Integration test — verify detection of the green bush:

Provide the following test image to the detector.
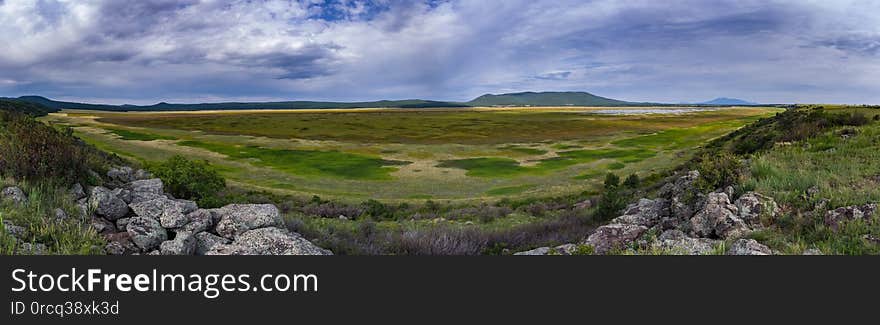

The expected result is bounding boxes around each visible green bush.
[623,174,640,189]
[149,155,226,207]
[693,152,743,192]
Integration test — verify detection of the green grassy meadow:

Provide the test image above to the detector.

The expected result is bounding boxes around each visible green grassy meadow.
[42,106,780,201]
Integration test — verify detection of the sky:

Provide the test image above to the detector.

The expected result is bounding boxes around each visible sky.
[0,0,879,105]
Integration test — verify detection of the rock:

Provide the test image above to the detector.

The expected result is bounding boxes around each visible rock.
[129,197,197,228]
[89,217,117,235]
[734,192,780,226]
[69,183,86,200]
[133,169,152,180]
[18,243,47,255]
[2,220,27,239]
[658,170,702,219]
[126,178,165,204]
[726,239,772,255]
[181,209,214,233]
[802,248,823,255]
[214,204,284,239]
[89,186,129,220]
[574,200,593,210]
[111,188,132,204]
[612,198,669,227]
[115,217,131,230]
[160,231,196,255]
[514,247,551,255]
[107,166,136,184]
[126,217,168,251]
[338,215,349,220]
[76,199,90,219]
[54,208,68,221]
[104,232,138,255]
[1,186,28,205]
[552,243,580,255]
[824,203,878,230]
[585,223,648,254]
[147,250,160,256]
[206,227,332,255]
[651,230,720,255]
[194,232,231,255]
[689,192,750,239]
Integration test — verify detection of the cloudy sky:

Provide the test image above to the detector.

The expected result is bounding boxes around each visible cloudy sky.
[0,0,878,104]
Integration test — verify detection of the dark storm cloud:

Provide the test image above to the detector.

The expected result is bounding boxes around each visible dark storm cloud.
[0,0,878,104]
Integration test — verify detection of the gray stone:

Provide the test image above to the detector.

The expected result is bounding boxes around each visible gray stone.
[2,220,27,239]
[651,230,720,255]
[19,243,47,255]
[160,231,196,255]
[126,217,167,251]
[726,239,772,255]
[734,192,780,226]
[802,248,823,255]
[584,223,648,254]
[111,188,132,204]
[107,166,136,183]
[513,247,551,255]
[181,209,214,233]
[90,217,117,235]
[69,183,86,200]
[133,169,152,180]
[194,232,231,255]
[129,197,196,228]
[214,204,284,239]
[206,227,332,255]
[54,208,68,221]
[612,198,669,227]
[1,186,28,205]
[126,178,165,204]
[115,218,131,230]
[824,203,878,230]
[689,192,751,239]
[89,186,129,220]
[104,232,138,255]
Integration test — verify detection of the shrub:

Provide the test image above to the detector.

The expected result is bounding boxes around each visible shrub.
[149,155,225,207]
[595,173,627,221]
[623,174,640,189]
[1,113,88,184]
[693,152,743,192]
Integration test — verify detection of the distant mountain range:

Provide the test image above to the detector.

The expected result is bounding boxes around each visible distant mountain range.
[697,97,759,105]
[1,92,762,112]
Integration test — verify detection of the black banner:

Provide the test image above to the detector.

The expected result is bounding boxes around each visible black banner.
[2,256,876,323]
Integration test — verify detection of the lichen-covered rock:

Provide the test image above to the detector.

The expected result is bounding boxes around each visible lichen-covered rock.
[181,209,214,233]
[107,166,138,184]
[726,239,772,255]
[689,192,751,239]
[89,186,129,220]
[658,170,703,220]
[194,232,231,255]
[104,232,139,255]
[115,217,131,230]
[111,188,132,204]
[824,203,878,230]
[734,192,779,225]
[69,183,86,201]
[1,186,28,205]
[2,220,27,239]
[513,247,551,255]
[612,198,669,227]
[126,178,165,204]
[585,223,648,254]
[129,197,197,228]
[206,227,332,255]
[126,217,167,251]
[90,216,117,235]
[650,230,720,255]
[159,231,196,255]
[214,204,284,239]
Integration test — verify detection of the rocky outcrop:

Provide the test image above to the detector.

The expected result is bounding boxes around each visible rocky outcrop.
[726,239,772,255]
[1,186,28,205]
[689,193,751,239]
[126,178,165,204]
[206,227,331,255]
[585,223,648,254]
[824,203,877,230]
[160,231,196,255]
[89,186,129,220]
[650,230,721,255]
[214,204,284,239]
[126,217,167,251]
[612,198,669,228]
[129,197,197,228]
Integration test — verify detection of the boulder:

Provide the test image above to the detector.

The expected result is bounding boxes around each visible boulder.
[214,204,284,239]
[126,217,167,251]
[90,217,117,235]
[650,230,720,255]
[194,232,231,255]
[126,179,165,204]
[574,200,593,210]
[115,217,131,230]
[584,223,648,254]
[726,239,772,255]
[104,232,139,255]
[734,192,780,226]
[54,208,68,221]
[69,183,86,200]
[180,209,214,233]
[612,198,669,228]
[689,192,750,239]
[658,170,703,220]
[159,231,196,255]
[133,169,152,180]
[2,220,27,239]
[89,186,129,220]
[111,188,132,204]
[1,186,28,205]
[18,243,47,255]
[824,203,878,230]
[206,227,332,255]
[513,247,551,256]
[129,197,197,228]
[107,166,136,184]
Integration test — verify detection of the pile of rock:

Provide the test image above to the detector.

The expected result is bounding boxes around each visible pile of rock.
[4,166,332,255]
[516,170,783,255]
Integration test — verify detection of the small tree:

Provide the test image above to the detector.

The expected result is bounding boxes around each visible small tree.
[595,173,626,221]
[623,174,640,189]
[149,155,225,207]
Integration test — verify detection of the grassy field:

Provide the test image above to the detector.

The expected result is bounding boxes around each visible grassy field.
[42,106,780,202]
